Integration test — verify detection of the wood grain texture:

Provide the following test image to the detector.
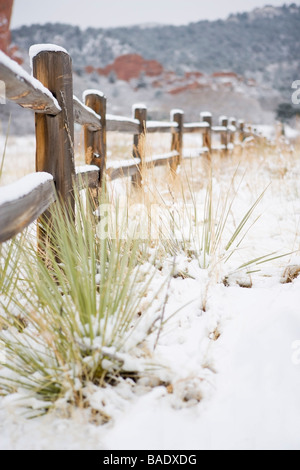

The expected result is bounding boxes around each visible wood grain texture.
[73,96,101,131]
[84,92,107,186]
[171,111,184,172]
[132,106,147,188]
[33,49,76,254]
[106,116,140,133]
[201,113,212,154]
[228,120,237,144]
[219,116,228,154]
[0,178,56,243]
[75,168,100,190]
[239,120,245,142]
[0,61,60,115]
[98,93,107,185]
[33,49,75,208]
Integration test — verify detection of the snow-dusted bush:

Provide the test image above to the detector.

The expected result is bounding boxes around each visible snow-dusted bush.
[0,188,163,416]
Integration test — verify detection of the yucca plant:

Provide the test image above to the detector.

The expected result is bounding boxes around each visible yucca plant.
[0,186,163,416]
[0,117,25,322]
[0,236,24,312]
[150,165,274,275]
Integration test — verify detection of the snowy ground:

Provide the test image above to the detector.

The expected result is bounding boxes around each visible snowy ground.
[0,131,300,450]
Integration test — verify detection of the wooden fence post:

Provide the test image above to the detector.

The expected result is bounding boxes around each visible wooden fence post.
[170,109,184,174]
[239,120,245,142]
[219,115,228,155]
[84,91,106,190]
[229,117,237,146]
[32,46,75,249]
[201,112,212,154]
[132,104,147,188]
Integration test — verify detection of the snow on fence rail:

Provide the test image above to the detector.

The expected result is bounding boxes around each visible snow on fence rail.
[0,173,55,243]
[0,44,259,245]
[0,51,61,115]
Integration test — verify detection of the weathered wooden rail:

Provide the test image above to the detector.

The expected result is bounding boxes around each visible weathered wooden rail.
[0,44,258,244]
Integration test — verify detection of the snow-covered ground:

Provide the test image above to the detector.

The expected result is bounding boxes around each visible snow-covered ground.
[0,132,300,450]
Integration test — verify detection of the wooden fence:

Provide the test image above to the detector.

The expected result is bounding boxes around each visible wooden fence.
[0,44,258,245]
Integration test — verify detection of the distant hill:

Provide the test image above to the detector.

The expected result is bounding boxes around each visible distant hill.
[1,4,299,134]
[12,4,300,99]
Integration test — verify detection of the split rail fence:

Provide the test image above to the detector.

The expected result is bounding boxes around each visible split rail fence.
[0,44,258,245]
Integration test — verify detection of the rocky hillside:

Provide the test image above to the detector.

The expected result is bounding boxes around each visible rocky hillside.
[0,0,22,63]
[12,4,300,98]
[1,4,299,134]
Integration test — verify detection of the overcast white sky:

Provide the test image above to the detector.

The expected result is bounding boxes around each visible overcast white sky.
[11,0,297,29]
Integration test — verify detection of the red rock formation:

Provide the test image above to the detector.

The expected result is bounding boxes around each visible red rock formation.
[0,0,22,63]
[212,71,239,79]
[163,71,176,81]
[97,54,164,81]
[85,65,95,74]
[185,71,204,79]
[221,82,234,89]
[152,80,162,88]
[143,59,163,77]
[169,82,207,95]
[0,0,13,53]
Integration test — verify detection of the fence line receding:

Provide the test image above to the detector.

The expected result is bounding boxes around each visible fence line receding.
[0,44,260,244]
